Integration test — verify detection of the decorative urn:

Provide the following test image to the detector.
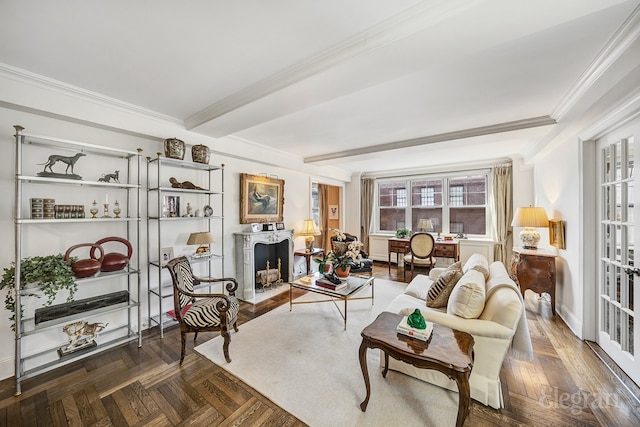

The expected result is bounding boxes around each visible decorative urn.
[164,138,185,160]
[191,144,210,164]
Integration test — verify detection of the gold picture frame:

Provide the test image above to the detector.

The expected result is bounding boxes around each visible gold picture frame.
[240,173,284,224]
[549,220,565,249]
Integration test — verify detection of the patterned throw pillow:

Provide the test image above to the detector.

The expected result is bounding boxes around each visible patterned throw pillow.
[426,261,463,308]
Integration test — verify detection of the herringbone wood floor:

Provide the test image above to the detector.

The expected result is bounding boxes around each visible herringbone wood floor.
[0,261,639,426]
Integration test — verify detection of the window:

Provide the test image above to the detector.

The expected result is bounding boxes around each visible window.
[311,182,319,225]
[376,172,488,236]
[450,185,463,206]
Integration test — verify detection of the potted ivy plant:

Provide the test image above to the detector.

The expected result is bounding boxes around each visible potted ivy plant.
[0,254,78,329]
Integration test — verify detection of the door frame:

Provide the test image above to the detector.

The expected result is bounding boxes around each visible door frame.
[581,89,640,341]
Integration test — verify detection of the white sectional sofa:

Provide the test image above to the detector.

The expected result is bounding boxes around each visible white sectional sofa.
[384,255,528,409]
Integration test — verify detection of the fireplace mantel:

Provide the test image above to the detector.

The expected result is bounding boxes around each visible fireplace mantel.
[233,229,294,301]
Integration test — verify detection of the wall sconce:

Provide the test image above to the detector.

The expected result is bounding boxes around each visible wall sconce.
[299,219,320,251]
[511,206,549,249]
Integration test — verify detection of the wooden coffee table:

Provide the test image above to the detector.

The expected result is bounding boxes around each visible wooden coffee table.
[359,311,474,427]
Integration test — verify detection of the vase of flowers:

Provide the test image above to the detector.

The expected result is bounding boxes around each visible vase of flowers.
[329,229,364,278]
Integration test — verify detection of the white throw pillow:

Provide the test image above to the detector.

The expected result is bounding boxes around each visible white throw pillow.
[405,275,432,300]
[447,269,486,319]
[462,253,490,280]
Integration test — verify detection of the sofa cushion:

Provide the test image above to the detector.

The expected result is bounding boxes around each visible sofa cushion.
[405,274,433,300]
[463,253,490,280]
[447,269,486,319]
[426,261,463,308]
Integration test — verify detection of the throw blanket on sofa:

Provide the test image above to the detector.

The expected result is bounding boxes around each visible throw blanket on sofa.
[485,281,533,361]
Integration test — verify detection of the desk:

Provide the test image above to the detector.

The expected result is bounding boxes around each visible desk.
[388,237,459,272]
[294,248,324,276]
[510,247,557,315]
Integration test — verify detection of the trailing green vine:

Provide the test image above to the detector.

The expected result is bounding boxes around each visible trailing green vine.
[0,254,78,330]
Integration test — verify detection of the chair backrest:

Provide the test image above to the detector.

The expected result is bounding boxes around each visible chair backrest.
[165,256,196,310]
[409,232,435,258]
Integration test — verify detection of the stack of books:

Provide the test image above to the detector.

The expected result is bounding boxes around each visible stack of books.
[315,278,347,291]
[397,315,433,341]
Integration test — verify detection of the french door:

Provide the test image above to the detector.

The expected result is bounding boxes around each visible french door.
[597,120,640,386]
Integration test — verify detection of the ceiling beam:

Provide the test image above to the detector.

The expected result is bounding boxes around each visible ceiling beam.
[303,116,556,163]
[184,0,482,130]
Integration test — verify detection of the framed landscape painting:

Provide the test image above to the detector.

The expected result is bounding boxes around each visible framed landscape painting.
[240,173,284,223]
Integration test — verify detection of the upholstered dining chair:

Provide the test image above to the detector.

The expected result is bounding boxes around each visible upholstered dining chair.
[165,256,240,364]
[403,232,436,281]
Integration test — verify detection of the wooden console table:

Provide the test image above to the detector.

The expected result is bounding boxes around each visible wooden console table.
[510,247,557,315]
[388,237,459,272]
[294,248,324,276]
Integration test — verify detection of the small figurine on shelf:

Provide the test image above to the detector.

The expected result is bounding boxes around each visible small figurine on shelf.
[89,200,99,219]
[59,321,108,356]
[113,200,121,218]
[185,202,193,217]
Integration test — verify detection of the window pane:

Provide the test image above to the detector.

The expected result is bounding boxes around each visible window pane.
[450,207,485,234]
[380,208,406,231]
[412,208,442,233]
[411,179,442,206]
[379,182,407,207]
[449,176,486,206]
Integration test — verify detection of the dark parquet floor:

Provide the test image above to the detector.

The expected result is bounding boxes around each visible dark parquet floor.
[0,261,639,426]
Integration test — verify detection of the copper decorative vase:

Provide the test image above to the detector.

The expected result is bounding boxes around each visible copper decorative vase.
[164,138,185,160]
[191,144,210,164]
[65,243,104,278]
[92,236,132,272]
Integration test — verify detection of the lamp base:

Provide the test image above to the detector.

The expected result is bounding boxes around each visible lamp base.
[305,236,315,252]
[520,227,541,250]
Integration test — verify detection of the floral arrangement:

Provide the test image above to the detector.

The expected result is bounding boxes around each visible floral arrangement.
[330,229,364,271]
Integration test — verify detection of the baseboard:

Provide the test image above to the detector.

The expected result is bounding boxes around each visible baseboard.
[0,356,14,382]
[558,303,583,339]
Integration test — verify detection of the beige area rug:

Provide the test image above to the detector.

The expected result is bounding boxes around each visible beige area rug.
[196,278,459,427]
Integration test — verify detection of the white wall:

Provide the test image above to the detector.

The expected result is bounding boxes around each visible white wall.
[0,105,337,380]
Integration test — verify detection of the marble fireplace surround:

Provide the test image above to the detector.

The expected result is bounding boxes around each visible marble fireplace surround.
[233,229,294,301]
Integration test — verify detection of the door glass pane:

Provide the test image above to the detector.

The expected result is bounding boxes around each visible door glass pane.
[631,317,635,356]
[603,261,610,295]
[604,146,612,182]
[628,139,634,178]
[616,266,622,303]
[615,141,622,181]
[616,183,623,221]
[602,300,610,333]
[628,183,634,224]
[616,225,622,262]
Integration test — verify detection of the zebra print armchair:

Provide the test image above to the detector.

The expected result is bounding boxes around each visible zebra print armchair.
[165,256,239,364]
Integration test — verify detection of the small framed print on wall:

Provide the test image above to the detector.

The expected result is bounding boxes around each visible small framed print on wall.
[329,205,339,220]
[549,220,565,249]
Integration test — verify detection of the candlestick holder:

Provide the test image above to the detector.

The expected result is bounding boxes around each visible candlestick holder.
[102,203,111,218]
[89,200,99,219]
[113,200,121,218]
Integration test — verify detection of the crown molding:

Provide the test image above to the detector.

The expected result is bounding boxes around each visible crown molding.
[304,116,556,163]
[551,3,640,121]
[579,87,640,141]
[184,0,481,130]
[0,62,183,126]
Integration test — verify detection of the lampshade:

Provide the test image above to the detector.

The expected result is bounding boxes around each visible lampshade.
[187,231,215,245]
[299,219,320,236]
[187,231,214,255]
[511,207,549,228]
[511,207,548,249]
[299,219,320,251]
[417,218,433,231]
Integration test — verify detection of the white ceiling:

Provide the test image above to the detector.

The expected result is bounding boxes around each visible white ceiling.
[1,0,638,175]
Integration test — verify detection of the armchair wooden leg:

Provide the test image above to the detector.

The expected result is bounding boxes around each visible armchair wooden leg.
[193,331,199,342]
[233,321,239,332]
[221,329,232,363]
[179,332,187,365]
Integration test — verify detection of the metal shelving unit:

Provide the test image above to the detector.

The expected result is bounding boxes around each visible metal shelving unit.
[11,125,142,396]
[146,153,224,337]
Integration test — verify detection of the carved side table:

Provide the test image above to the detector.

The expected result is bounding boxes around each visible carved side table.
[510,247,557,314]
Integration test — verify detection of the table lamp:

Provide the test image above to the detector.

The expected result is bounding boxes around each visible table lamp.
[187,231,214,255]
[299,219,320,251]
[417,218,433,232]
[511,206,548,249]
